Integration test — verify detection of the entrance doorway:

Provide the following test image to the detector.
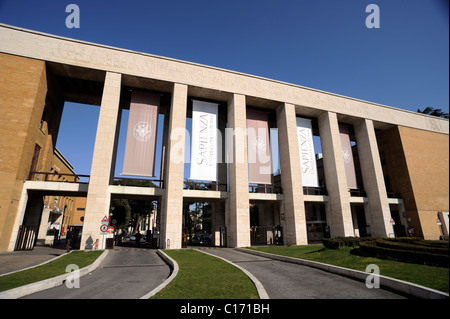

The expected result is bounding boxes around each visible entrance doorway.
[351,204,369,237]
[391,209,406,237]
[305,203,329,243]
[110,195,159,249]
[182,199,227,247]
[249,201,283,246]
[14,194,43,251]
[183,200,212,246]
[355,205,368,237]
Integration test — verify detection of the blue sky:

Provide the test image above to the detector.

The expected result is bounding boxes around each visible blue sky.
[1,0,448,177]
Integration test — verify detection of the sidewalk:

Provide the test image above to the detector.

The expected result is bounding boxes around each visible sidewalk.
[0,246,69,276]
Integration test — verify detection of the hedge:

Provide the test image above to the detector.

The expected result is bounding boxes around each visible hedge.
[352,238,449,268]
[322,237,360,249]
[374,238,448,255]
[385,237,449,248]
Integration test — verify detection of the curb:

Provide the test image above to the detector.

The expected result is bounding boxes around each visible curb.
[139,249,179,299]
[197,249,270,299]
[0,250,71,278]
[0,250,109,299]
[235,248,449,300]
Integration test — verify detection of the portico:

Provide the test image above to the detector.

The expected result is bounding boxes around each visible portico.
[0,24,448,251]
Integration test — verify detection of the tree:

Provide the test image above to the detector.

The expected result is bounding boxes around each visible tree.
[417,107,449,119]
[111,199,131,231]
[128,199,154,233]
[111,179,157,232]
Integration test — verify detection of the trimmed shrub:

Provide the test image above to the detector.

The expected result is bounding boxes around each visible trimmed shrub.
[46,229,58,236]
[352,238,449,268]
[375,238,448,255]
[322,237,360,249]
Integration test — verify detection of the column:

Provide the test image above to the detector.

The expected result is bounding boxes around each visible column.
[276,103,308,245]
[226,93,250,247]
[355,118,393,236]
[160,83,188,249]
[81,72,121,250]
[211,201,225,246]
[318,111,354,237]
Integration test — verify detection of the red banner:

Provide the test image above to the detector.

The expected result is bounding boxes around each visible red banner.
[122,91,159,177]
[339,124,357,189]
[247,109,272,184]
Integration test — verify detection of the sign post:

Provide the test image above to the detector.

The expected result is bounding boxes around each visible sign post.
[100,216,109,249]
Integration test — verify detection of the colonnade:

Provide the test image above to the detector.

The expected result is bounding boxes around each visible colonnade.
[80,72,394,250]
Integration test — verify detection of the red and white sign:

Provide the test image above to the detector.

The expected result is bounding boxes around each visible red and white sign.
[339,124,357,189]
[100,224,108,232]
[247,108,272,184]
[107,226,115,234]
[390,218,395,225]
[437,218,442,226]
[123,91,160,177]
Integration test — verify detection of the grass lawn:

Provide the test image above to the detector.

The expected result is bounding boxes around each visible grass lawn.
[249,245,449,293]
[0,250,104,292]
[151,249,259,299]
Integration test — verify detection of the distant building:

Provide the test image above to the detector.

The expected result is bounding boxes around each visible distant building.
[36,149,86,245]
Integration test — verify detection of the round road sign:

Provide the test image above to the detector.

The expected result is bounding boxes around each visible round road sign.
[100,224,108,232]
[107,226,115,234]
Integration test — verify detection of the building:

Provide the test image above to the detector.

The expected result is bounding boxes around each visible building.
[36,148,85,246]
[0,24,448,251]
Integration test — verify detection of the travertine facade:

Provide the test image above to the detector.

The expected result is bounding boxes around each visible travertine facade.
[0,24,448,251]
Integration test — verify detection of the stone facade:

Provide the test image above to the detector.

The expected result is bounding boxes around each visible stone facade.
[0,24,448,251]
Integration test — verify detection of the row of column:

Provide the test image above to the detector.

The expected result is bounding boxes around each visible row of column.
[80,72,393,250]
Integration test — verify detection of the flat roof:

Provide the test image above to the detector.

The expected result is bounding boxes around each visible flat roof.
[0,23,448,135]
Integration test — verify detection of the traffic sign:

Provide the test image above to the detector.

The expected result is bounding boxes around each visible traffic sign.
[390,218,395,225]
[437,218,442,226]
[107,226,114,234]
[101,216,109,223]
[100,224,108,232]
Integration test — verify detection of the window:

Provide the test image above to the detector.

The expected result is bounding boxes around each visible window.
[379,151,387,166]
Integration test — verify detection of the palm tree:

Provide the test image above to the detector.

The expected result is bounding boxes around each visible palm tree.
[417,107,449,119]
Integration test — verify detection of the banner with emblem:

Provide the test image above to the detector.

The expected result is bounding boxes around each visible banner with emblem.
[296,117,319,187]
[122,91,159,177]
[190,100,219,181]
[339,124,357,189]
[247,108,272,184]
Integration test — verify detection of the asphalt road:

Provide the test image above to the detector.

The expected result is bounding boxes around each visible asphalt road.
[200,248,406,299]
[20,246,407,299]
[22,247,170,299]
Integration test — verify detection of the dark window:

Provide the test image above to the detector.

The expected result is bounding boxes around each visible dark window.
[28,144,41,180]
[379,151,387,166]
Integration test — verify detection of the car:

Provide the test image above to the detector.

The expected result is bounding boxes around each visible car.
[122,234,135,241]
[200,234,211,245]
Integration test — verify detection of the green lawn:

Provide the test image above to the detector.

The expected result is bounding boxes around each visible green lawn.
[0,250,104,292]
[151,249,259,299]
[248,245,449,293]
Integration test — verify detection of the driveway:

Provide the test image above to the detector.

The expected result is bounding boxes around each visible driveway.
[199,248,406,299]
[22,247,170,299]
